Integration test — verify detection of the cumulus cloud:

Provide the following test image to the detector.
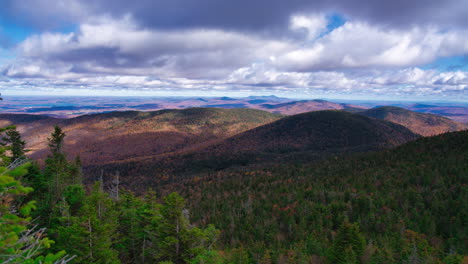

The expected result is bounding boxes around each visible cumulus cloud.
[8,16,291,79]
[8,15,468,75]
[1,0,467,99]
[1,0,467,31]
[290,14,328,40]
[276,22,468,71]
[227,64,467,96]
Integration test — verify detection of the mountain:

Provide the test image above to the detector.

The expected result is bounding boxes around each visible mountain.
[87,110,419,187]
[209,110,418,153]
[1,96,371,118]
[184,110,419,168]
[259,99,366,115]
[0,108,282,166]
[173,130,468,262]
[407,103,468,124]
[359,106,467,136]
[0,113,54,125]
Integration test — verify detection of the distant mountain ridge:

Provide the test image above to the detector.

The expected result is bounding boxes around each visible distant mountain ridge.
[84,110,420,187]
[359,106,467,136]
[0,108,282,166]
[173,110,420,171]
[1,106,464,191]
[2,96,467,124]
[259,100,366,115]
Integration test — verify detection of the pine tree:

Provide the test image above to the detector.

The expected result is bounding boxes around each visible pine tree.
[3,126,26,161]
[0,163,74,264]
[45,126,69,202]
[329,221,366,264]
[155,193,220,264]
[158,193,189,263]
[52,182,120,264]
[48,126,66,155]
[0,126,26,165]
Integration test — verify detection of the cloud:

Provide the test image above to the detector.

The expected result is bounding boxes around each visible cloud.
[9,15,468,78]
[275,22,468,71]
[290,14,328,40]
[227,64,467,96]
[1,0,467,32]
[0,0,89,30]
[1,4,467,99]
[8,16,291,79]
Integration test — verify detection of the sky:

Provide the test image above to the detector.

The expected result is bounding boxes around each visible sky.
[0,0,467,101]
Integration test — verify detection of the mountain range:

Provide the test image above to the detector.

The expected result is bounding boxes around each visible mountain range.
[2,96,467,123]
[1,98,467,262]
[1,104,466,191]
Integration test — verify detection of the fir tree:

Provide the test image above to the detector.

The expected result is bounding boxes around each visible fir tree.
[329,221,366,264]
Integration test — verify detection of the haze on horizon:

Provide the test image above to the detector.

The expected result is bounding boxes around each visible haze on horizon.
[0,0,467,101]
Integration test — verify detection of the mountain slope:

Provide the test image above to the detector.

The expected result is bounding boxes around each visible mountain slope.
[196,110,418,158]
[359,106,467,136]
[175,130,468,261]
[87,110,419,187]
[0,108,282,166]
[258,99,366,115]
[176,110,419,171]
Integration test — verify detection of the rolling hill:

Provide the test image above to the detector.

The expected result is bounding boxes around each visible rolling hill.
[359,106,467,136]
[0,108,282,166]
[258,99,366,114]
[1,96,370,117]
[86,110,420,189]
[173,130,468,262]
[176,110,420,170]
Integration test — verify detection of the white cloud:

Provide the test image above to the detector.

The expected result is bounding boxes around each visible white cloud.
[276,22,468,71]
[227,63,467,95]
[14,15,292,78]
[290,14,328,39]
[3,14,468,99]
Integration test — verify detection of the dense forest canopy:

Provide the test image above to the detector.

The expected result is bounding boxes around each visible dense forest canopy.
[1,111,467,263]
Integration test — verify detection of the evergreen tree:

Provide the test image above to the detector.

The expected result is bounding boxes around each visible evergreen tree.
[329,221,366,264]
[48,126,66,155]
[0,126,26,165]
[45,126,69,202]
[0,163,74,264]
[155,193,220,264]
[52,182,120,264]
[4,127,27,161]
[115,190,155,264]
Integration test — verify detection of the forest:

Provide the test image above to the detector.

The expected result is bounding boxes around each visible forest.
[1,123,467,263]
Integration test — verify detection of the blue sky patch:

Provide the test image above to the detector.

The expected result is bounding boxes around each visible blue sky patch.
[326,13,347,32]
[0,19,34,45]
[422,55,468,72]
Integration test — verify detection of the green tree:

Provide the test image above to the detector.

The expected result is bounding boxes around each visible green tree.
[43,126,82,214]
[3,127,27,161]
[115,190,157,263]
[0,126,26,165]
[48,125,66,155]
[329,221,366,264]
[45,126,69,202]
[155,193,219,264]
[52,182,120,264]
[0,164,74,264]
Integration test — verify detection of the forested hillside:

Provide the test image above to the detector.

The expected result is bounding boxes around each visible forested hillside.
[0,108,282,166]
[86,110,419,189]
[359,106,467,136]
[171,130,468,263]
[0,125,220,264]
[1,111,466,263]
